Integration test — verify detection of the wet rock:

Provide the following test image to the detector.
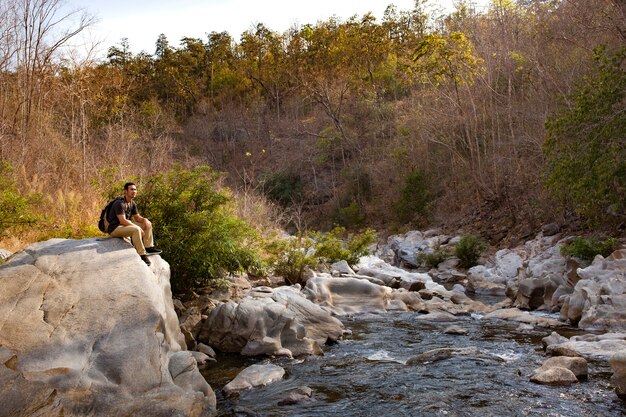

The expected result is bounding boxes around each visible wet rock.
[277,386,313,405]
[544,332,626,362]
[536,356,588,379]
[406,347,504,365]
[482,308,564,327]
[223,364,285,397]
[530,367,578,385]
[610,350,626,398]
[542,331,569,349]
[444,325,468,335]
[415,310,457,322]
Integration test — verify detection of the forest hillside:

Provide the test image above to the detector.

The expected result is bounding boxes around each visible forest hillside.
[0,0,624,255]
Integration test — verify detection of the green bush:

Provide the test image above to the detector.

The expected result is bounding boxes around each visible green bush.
[395,170,435,225]
[543,46,626,224]
[560,236,618,262]
[260,170,302,206]
[416,249,451,269]
[266,236,318,285]
[267,227,377,284]
[132,165,262,293]
[314,227,377,266]
[333,199,366,228]
[454,235,486,269]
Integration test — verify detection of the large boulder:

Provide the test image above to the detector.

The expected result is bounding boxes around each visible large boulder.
[198,285,343,357]
[560,249,626,331]
[303,275,393,315]
[0,238,215,417]
[381,230,451,268]
[543,332,626,362]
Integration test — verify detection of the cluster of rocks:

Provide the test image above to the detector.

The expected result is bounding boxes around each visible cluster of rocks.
[1,227,625,413]
[373,228,626,392]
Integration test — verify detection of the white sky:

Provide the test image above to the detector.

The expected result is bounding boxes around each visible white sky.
[69,0,486,56]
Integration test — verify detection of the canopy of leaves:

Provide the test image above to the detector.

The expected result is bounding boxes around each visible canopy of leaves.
[543,46,626,225]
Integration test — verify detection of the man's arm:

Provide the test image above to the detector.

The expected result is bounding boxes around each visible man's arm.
[132,214,152,228]
[117,213,135,227]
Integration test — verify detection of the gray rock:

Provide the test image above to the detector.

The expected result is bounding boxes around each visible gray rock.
[277,386,313,405]
[197,343,216,358]
[444,325,468,335]
[0,238,215,417]
[610,350,626,398]
[223,364,285,397]
[545,332,626,362]
[199,285,343,357]
[330,260,355,276]
[482,308,564,327]
[560,249,626,331]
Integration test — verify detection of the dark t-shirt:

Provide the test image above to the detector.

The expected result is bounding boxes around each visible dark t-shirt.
[106,198,139,233]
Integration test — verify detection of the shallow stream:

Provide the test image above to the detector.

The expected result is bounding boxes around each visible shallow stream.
[203,307,625,417]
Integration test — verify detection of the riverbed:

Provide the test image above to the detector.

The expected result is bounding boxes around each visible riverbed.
[202,307,625,417]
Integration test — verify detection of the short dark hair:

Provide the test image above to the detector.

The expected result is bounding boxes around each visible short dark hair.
[124,182,136,190]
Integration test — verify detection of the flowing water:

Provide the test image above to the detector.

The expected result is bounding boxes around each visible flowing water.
[203,308,626,417]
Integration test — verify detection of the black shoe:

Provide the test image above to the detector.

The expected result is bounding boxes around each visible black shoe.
[146,247,162,254]
[141,255,151,266]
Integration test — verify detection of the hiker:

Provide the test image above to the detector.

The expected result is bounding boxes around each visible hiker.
[107,182,161,265]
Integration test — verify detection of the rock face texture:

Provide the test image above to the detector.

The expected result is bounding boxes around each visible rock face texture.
[0,238,215,417]
[199,286,344,357]
[560,249,626,331]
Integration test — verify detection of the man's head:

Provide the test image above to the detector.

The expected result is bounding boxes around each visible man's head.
[123,182,137,201]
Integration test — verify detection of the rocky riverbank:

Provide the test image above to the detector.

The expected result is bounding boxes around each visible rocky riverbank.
[1,228,625,415]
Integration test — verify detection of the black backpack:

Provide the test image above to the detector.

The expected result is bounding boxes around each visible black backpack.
[98,198,118,233]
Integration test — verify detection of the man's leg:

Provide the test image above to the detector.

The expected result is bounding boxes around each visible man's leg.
[139,222,154,249]
[110,225,147,255]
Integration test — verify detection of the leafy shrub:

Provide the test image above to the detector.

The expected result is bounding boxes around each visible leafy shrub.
[333,199,366,228]
[416,249,451,269]
[395,170,435,225]
[454,235,486,269]
[543,46,626,224]
[133,165,262,293]
[265,236,318,285]
[267,227,377,284]
[260,170,302,206]
[314,227,377,266]
[560,236,618,262]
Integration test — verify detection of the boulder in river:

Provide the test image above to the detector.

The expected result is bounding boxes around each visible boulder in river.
[198,285,343,357]
[222,364,285,397]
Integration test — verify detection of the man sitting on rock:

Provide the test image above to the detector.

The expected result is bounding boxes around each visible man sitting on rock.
[107,182,162,265]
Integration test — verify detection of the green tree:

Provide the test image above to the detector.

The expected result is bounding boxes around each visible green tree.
[543,46,626,224]
[134,165,262,293]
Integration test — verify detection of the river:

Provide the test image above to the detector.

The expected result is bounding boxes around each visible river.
[203,305,625,416]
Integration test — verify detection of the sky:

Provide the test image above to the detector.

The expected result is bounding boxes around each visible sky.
[69,0,487,57]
